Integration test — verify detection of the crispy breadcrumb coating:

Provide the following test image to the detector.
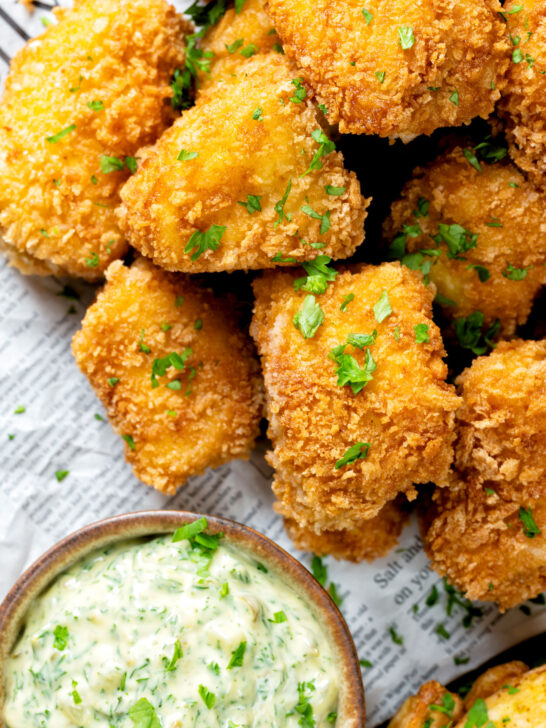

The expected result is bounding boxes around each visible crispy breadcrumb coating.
[422,340,546,610]
[198,0,281,90]
[72,257,263,493]
[0,0,190,280]
[264,0,509,139]
[499,0,546,190]
[251,262,461,536]
[283,498,409,561]
[383,146,546,336]
[119,53,368,273]
[388,681,463,728]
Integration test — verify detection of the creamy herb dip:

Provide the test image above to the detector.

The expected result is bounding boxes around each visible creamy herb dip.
[4,520,339,727]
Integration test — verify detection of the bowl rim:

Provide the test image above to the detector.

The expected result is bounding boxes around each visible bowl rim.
[0,509,365,727]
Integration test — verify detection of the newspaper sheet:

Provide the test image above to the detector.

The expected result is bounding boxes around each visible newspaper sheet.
[0,3,545,724]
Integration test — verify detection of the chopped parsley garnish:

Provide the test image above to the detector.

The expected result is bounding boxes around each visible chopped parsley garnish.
[467,264,490,282]
[45,124,76,143]
[449,90,459,106]
[318,103,328,114]
[94,413,105,421]
[359,659,372,668]
[311,555,327,585]
[328,582,342,606]
[252,106,263,121]
[122,434,135,450]
[129,697,162,727]
[87,100,103,111]
[290,77,307,103]
[302,128,335,176]
[426,584,439,607]
[107,377,119,387]
[375,70,386,83]
[220,582,229,598]
[373,289,392,323]
[240,43,258,57]
[435,623,450,640]
[432,223,478,259]
[272,252,296,263]
[463,148,482,172]
[454,655,470,665]
[226,38,244,54]
[163,639,183,671]
[414,323,429,343]
[512,48,523,63]
[329,344,376,394]
[325,185,345,195]
[100,155,124,173]
[398,26,415,49]
[85,252,100,268]
[335,442,370,469]
[502,263,531,280]
[71,681,82,704]
[389,626,403,645]
[185,225,226,260]
[293,681,316,727]
[274,179,292,225]
[198,685,216,709]
[300,205,331,234]
[227,641,246,669]
[269,610,288,623]
[519,507,541,538]
[194,318,203,330]
[434,293,456,306]
[151,348,193,388]
[139,329,150,354]
[173,517,208,542]
[327,712,337,724]
[55,469,69,483]
[161,321,172,332]
[413,197,429,218]
[362,8,373,23]
[347,331,377,349]
[294,255,337,293]
[14,405,26,414]
[238,194,262,214]
[340,293,354,311]
[53,625,69,650]
[177,149,199,161]
[503,685,520,694]
[473,136,508,164]
[293,295,324,338]
[454,312,500,355]
[465,698,489,727]
[394,326,400,341]
[430,693,455,716]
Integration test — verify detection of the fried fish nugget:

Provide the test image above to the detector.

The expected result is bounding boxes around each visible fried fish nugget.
[283,498,409,562]
[198,0,281,90]
[383,146,546,336]
[388,682,463,728]
[251,262,461,534]
[265,0,509,139]
[422,340,546,610]
[119,53,368,273]
[0,0,190,280]
[499,0,546,190]
[72,257,263,493]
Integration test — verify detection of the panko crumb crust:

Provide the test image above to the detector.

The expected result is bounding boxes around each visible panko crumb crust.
[383,146,546,336]
[72,257,263,493]
[0,0,191,280]
[422,340,546,610]
[284,498,409,562]
[119,53,368,273]
[198,0,281,90]
[265,0,509,139]
[251,262,461,536]
[500,0,546,191]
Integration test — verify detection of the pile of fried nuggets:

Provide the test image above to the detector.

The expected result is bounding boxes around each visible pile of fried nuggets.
[1,0,545,613]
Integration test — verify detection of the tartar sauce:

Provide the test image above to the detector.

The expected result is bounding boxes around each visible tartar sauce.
[4,520,339,727]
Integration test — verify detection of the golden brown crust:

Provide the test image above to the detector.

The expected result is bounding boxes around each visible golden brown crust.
[382,147,546,335]
[119,53,368,273]
[265,0,509,138]
[283,498,409,561]
[388,681,463,728]
[463,661,529,710]
[72,257,263,493]
[198,0,281,90]
[422,340,546,610]
[0,0,191,280]
[251,262,461,533]
[499,0,546,190]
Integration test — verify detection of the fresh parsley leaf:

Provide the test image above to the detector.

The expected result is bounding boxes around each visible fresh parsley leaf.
[449,90,459,105]
[467,264,490,282]
[433,223,478,259]
[502,263,531,280]
[163,640,183,672]
[389,626,403,645]
[227,641,246,669]
[198,685,216,709]
[325,185,345,195]
[269,610,288,623]
[311,555,327,585]
[302,128,335,176]
[238,194,262,214]
[293,295,324,338]
[252,106,263,120]
[434,293,457,306]
[426,585,439,607]
[177,149,199,161]
[329,346,377,394]
[290,77,307,103]
[85,252,100,268]
[240,43,258,57]
[14,405,26,414]
[173,517,208,542]
[414,323,429,343]
[55,470,69,482]
[225,38,244,54]
[87,100,103,111]
[340,293,354,311]
[294,255,337,294]
[129,697,162,728]
[328,582,343,606]
[335,442,370,469]
[45,124,76,143]
[347,331,377,349]
[373,290,392,323]
[100,155,124,173]
[185,225,226,260]
[463,148,482,172]
[398,26,415,49]
[271,252,296,263]
[464,698,489,727]
[122,434,135,450]
[413,197,429,218]
[53,625,69,650]
[454,312,500,355]
[107,377,119,387]
[375,70,386,83]
[519,507,541,538]
[362,8,373,23]
[274,178,292,226]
